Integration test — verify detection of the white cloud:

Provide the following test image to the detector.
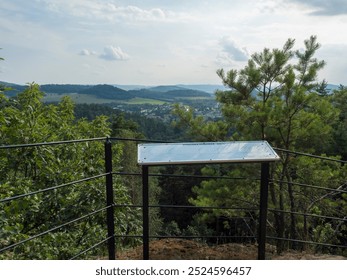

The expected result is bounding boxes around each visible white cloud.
[99,46,130,61]
[317,44,347,85]
[79,46,130,61]
[79,49,97,56]
[216,37,249,66]
[109,5,167,22]
[2,0,347,85]
[34,0,191,24]
[284,0,347,15]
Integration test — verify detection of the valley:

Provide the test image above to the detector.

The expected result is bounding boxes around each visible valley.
[2,82,223,121]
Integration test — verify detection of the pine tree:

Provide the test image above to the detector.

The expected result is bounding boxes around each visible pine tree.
[173,36,345,253]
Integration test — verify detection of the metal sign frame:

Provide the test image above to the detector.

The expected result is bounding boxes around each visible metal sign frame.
[137,141,280,260]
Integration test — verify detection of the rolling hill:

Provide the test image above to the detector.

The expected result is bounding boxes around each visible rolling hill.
[77,84,131,100]
[1,82,212,103]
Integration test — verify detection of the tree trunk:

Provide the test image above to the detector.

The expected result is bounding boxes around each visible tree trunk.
[274,154,291,253]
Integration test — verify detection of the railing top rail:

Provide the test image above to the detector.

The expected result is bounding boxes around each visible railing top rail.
[109,137,172,143]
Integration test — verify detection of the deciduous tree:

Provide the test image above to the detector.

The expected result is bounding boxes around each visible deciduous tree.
[0,84,142,259]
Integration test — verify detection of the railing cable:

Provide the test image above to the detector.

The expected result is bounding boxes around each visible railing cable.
[69,235,114,260]
[0,205,111,254]
[0,137,107,150]
[0,173,109,204]
[274,147,347,164]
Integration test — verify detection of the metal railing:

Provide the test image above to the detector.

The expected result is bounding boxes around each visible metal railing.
[0,137,111,260]
[0,137,346,259]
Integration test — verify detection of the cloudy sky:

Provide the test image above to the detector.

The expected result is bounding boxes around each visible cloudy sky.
[1,0,347,85]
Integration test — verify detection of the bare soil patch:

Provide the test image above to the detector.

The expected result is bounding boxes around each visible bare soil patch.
[117,238,346,260]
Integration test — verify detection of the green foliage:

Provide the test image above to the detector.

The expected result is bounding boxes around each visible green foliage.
[74,103,171,239]
[172,104,231,141]
[0,84,142,259]
[78,84,130,100]
[158,165,203,231]
[214,36,335,148]
[329,87,347,159]
[190,165,260,213]
[313,223,339,253]
[161,221,182,236]
[172,36,346,254]
[74,103,184,141]
[73,103,119,120]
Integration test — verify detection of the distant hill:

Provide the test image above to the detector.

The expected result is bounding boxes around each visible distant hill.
[0,82,93,97]
[41,84,92,94]
[2,81,341,104]
[76,85,210,101]
[113,84,226,93]
[326,84,340,91]
[128,88,211,101]
[113,84,148,91]
[77,84,132,100]
[177,84,227,94]
[147,85,187,92]
[1,82,211,102]
[0,82,26,97]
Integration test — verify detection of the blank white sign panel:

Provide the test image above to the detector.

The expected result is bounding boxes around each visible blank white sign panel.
[138,141,280,165]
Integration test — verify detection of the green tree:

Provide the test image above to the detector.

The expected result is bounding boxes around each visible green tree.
[329,87,347,160]
[173,36,344,253]
[0,84,142,259]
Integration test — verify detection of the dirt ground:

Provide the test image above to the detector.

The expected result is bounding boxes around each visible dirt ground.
[117,238,346,260]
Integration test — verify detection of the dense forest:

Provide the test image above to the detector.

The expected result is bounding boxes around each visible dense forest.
[1,36,346,259]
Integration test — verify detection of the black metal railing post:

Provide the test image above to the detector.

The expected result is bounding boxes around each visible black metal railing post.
[105,138,115,260]
[258,162,270,260]
[142,165,149,260]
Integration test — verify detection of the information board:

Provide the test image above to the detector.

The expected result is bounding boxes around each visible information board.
[138,141,280,166]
